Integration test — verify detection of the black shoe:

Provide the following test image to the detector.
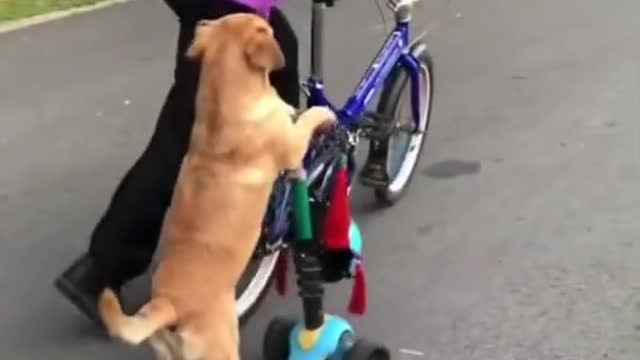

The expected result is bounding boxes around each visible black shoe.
[54,254,119,322]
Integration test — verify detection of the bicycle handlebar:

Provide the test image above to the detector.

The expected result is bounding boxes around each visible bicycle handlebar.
[389,0,419,5]
[387,0,420,8]
[386,0,421,22]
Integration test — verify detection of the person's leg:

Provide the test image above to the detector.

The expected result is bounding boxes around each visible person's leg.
[268,7,300,108]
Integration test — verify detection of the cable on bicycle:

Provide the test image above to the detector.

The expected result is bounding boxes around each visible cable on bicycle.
[374,0,389,33]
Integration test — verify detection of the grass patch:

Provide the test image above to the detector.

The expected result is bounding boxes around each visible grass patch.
[0,0,106,23]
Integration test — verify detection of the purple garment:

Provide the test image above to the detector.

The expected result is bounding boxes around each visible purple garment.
[230,0,278,18]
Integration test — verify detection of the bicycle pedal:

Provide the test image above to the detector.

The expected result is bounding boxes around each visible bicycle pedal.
[364,131,390,142]
[358,161,390,189]
[360,112,396,140]
[363,111,394,124]
[358,118,377,131]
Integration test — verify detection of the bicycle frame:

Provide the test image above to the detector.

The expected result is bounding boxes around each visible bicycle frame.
[304,1,423,132]
[262,0,426,248]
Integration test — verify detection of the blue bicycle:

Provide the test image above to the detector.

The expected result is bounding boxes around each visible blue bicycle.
[235,0,434,347]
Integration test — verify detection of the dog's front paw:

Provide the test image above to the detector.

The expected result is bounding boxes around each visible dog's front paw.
[300,106,337,131]
[304,106,336,121]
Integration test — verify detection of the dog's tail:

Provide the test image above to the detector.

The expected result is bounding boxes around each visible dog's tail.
[98,288,177,345]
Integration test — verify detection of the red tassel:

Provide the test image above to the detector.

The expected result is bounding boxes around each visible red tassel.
[274,248,288,296]
[323,163,351,250]
[348,261,367,315]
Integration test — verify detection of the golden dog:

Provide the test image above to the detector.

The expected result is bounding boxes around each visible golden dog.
[98,13,336,360]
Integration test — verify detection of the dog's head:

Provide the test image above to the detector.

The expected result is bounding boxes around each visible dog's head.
[186,13,285,73]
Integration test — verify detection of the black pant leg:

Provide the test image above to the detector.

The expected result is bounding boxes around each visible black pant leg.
[269,7,300,107]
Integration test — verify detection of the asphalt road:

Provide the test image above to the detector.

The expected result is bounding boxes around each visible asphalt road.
[2,0,640,359]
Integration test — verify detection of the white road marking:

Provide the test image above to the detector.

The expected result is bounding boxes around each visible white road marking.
[399,348,425,356]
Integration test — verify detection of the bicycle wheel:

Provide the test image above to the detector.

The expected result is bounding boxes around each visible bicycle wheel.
[362,43,434,205]
[235,249,279,324]
[235,177,289,324]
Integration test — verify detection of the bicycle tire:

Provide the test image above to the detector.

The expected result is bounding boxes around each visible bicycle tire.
[236,249,279,325]
[368,42,434,205]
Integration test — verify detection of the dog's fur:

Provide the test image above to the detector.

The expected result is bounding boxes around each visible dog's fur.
[98,14,335,360]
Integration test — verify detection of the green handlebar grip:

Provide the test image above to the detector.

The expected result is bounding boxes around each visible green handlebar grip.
[292,178,313,243]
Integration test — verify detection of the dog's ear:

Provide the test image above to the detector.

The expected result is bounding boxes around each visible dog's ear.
[187,20,216,60]
[244,22,285,71]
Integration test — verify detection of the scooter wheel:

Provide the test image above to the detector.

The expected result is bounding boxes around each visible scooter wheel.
[344,338,391,360]
[263,316,297,360]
